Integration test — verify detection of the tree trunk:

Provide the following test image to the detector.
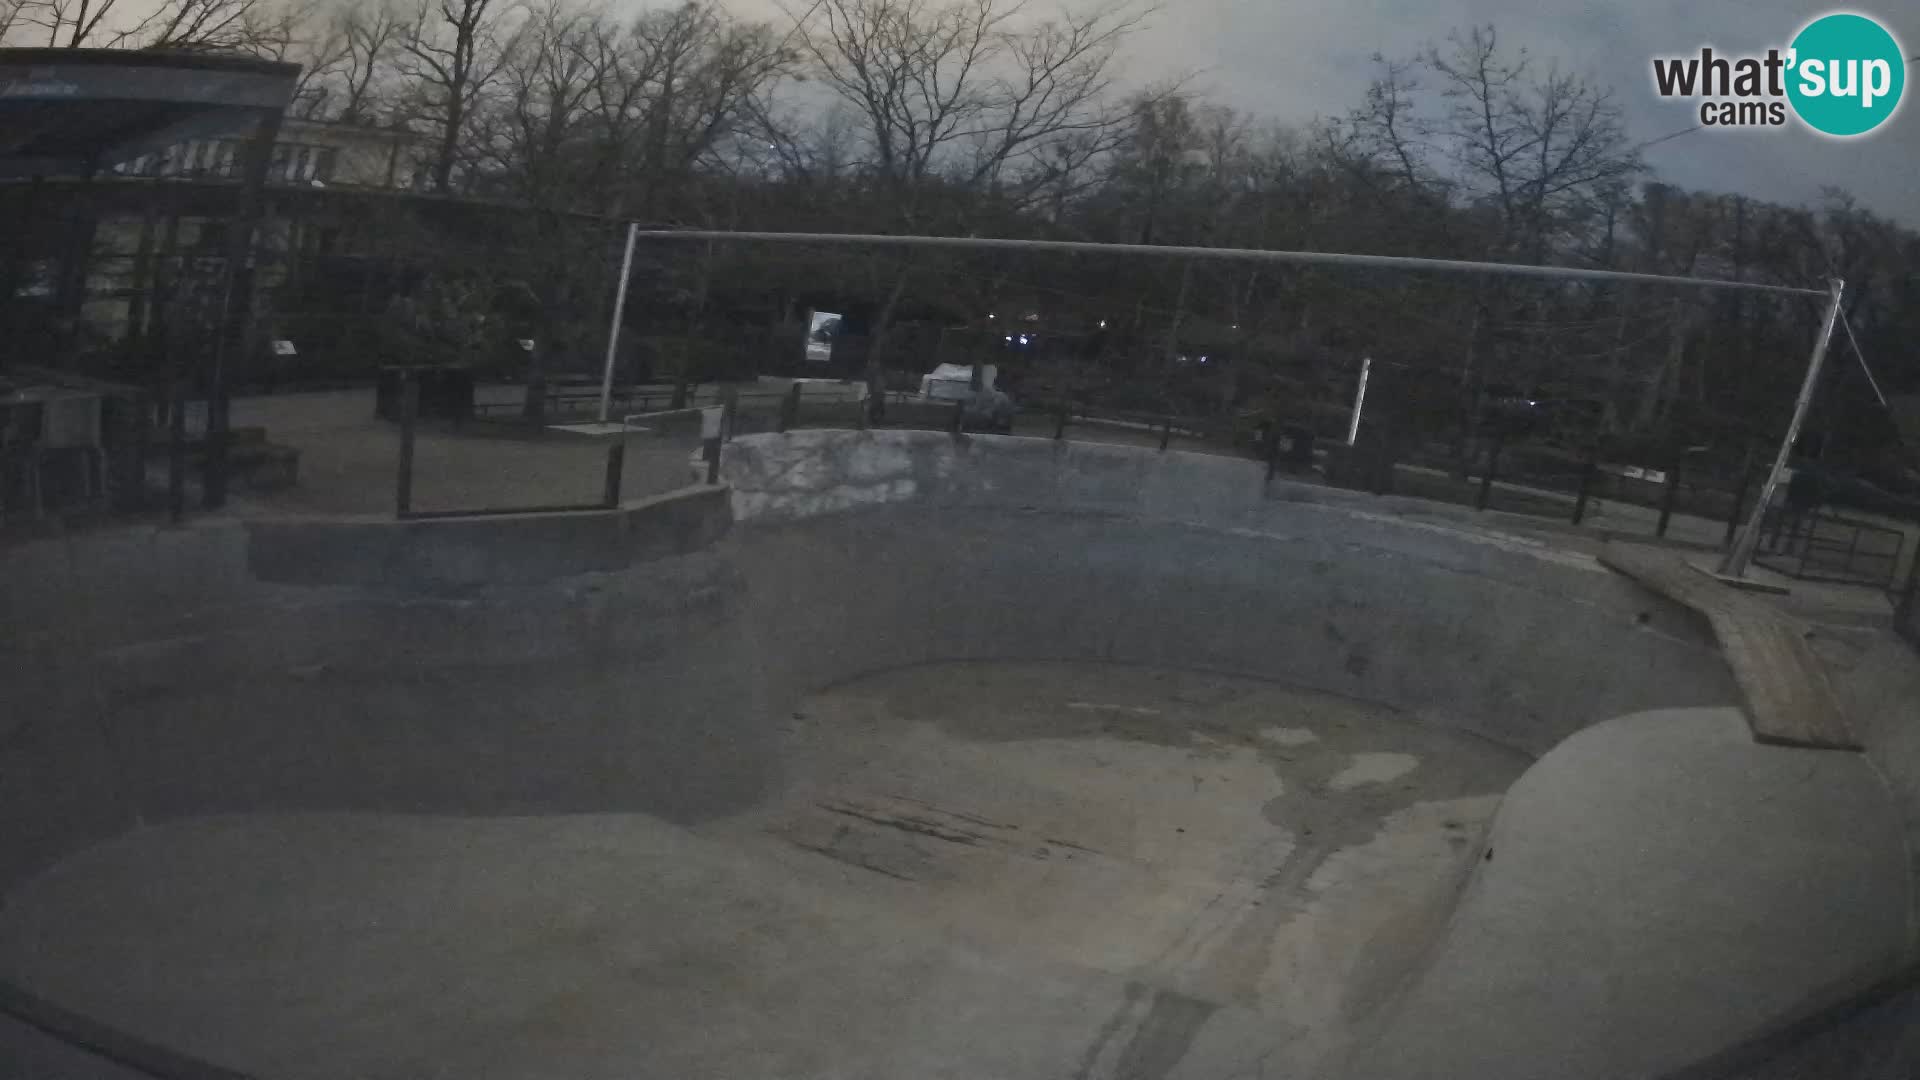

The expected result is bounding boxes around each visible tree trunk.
[1452,302,1485,478]
[865,270,911,423]
[432,95,464,193]
[1634,300,1688,433]
[1162,260,1194,364]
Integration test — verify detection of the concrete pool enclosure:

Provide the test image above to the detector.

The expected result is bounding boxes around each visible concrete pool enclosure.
[1,429,1917,1079]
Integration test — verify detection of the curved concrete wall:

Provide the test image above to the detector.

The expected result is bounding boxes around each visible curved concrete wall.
[1,488,768,896]
[721,429,1740,755]
[3,433,1741,895]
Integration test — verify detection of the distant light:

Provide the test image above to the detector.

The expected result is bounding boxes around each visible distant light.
[988,313,997,320]
[1018,335,1030,346]
[1232,324,1240,330]
[1098,320,1107,329]
[1199,355,1209,363]
[1005,335,1014,343]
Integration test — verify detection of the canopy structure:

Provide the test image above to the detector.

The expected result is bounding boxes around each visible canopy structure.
[0,47,300,511]
[0,47,297,177]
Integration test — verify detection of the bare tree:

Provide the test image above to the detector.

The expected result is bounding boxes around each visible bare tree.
[14,0,297,50]
[489,0,602,201]
[617,2,793,216]
[397,0,521,192]
[786,0,1147,222]
[1325,53,1442,212]
[782,0,1149,410]
[0,0,29,42]
[1426,25,1640,261]
[291,0,403,122]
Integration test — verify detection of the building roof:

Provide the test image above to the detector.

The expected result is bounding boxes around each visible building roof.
[0,47,298,178]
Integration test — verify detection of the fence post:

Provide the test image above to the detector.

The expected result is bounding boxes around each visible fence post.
[1571,439,1601,526]
[857,384,870,430]
[167,377,188,524]
[778,381,802,432]
[602,439,626,508]
[395,374,418,518]
[1795,512,1818,578]
[1656,444,1685,539]
[1054,396,1069,440]
[721,387,739,441]
[1476,429,1505,511]
[950,400,966,436]
[1723,444,1758,550]
[702,406,724,485]
[1160,416,1173,451]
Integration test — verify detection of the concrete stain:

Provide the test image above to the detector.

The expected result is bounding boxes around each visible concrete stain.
[788,660,1530,1079]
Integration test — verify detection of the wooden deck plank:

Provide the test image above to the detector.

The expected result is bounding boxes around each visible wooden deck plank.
[1598,542,1858,751]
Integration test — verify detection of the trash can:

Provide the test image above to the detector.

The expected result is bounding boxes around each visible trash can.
[377,365,474,422]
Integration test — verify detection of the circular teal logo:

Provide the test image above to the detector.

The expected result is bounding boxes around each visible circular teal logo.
[1786,13,1905,137]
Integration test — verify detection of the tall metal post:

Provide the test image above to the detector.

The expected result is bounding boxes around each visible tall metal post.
[1721,277,1845,579]
[1347,356,1372,446]
[597,222,639,425]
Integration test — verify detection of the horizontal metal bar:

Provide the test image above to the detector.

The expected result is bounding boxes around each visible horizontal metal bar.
[399,503,613,520]
[627,230,1826,297]
[623,408,710,424]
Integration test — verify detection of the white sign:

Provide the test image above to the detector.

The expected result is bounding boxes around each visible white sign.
[805,311,841,363]
[271,339,297,356]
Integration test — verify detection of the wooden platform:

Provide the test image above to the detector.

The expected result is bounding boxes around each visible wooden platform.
[1598,542,1858,751]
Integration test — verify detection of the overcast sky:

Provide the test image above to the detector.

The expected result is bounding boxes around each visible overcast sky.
[727,0,1920,226]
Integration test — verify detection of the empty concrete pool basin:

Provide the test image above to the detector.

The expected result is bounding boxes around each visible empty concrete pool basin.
[1,430,1914,1080]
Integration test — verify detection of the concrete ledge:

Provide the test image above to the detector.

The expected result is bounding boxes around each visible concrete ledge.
[246,485,730,590]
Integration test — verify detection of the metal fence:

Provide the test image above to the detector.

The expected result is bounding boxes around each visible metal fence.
[382,367,1787,548]
[1753,508,1907,589]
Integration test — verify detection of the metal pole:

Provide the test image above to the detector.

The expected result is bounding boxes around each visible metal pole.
[597,222,639,425]
[1477,429,1505,512]
[1721,277,1845,578]
[602,440,626,508]
[395,375,417,518]
[701,406,723,484]
[1657,445,1685,539]
[627,230,1824,298]
[1346,356,1372,447]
